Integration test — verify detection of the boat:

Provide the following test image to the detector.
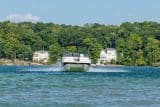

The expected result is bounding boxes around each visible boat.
[62,52,91,72]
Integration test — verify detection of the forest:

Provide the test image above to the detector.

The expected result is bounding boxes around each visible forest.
[0,21,160,66]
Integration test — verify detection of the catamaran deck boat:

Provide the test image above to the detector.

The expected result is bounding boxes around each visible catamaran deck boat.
[62,53,91,72]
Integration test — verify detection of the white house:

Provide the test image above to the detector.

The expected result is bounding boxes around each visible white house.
[98,48,117,64]
[32,51,49,64]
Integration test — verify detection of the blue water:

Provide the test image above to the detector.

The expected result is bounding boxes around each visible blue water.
[0,66,160,107]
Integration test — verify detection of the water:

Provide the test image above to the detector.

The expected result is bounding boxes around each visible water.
[0,66,160,107]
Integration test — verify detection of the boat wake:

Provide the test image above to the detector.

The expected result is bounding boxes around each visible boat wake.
[88,66,130,73]
[21,66,61,72]
[21,66,130,73]
[0,65,131,72]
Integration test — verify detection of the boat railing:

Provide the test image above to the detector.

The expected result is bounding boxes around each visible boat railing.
[63,52,89,57]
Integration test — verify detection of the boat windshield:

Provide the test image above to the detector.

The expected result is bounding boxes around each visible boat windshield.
[63,53,89,57]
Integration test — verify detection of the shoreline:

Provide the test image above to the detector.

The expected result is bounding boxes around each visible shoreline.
[0,59,159,67]
[0,64,159,68]
[0,59,31,66]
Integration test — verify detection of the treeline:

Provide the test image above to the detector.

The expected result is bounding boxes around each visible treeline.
[0,21,160,65]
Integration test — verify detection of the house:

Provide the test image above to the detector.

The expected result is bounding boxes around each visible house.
[32,51,49,64]
[98,48,117,64]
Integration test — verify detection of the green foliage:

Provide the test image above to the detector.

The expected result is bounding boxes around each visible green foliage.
[83,37,101,63]
[0,21,159,65]
[144,37,160,64]
[49,44,61,63]
[110,59,116,64]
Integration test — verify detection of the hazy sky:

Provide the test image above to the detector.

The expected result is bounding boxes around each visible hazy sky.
[0,0,160,25]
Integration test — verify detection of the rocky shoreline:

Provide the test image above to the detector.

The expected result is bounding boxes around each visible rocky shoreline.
[0,59,159,67]
[0,59,31,65]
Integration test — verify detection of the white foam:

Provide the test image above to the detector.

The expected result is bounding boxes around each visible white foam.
[21,66,130,73]
[88,67,130,73]
[21,66,61,72]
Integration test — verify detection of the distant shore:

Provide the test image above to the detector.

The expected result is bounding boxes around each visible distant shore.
[0,59,159,67]
[0,59,31,65]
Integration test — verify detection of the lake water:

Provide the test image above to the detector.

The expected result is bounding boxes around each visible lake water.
[0,66,160,107]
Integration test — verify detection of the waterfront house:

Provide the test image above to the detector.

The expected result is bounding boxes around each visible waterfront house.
[32,51,49,65]
[98,48,117,64]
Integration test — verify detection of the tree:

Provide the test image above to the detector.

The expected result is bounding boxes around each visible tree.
[0,38,5,58]
[83,37,101,63]
[49,43,61,63]
[4,37,19,60]
[145,37,160,65]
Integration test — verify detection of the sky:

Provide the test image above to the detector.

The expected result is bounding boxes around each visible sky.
[0,0,160,25]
